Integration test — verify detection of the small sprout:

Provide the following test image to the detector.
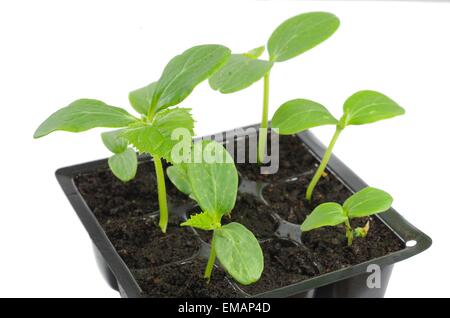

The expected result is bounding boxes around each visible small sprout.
[210,12,340,163]
[34,44,231,233]
[300,187,393,246]
[354,221,370,239]
[272,90,405,202]
[168,141,264,285]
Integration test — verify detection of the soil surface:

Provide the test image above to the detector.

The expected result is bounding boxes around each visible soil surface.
[102,216,200,269]
[133,259,241,298]
[262,172,349,224]
[188,193,279,243]
[75,158,192,223]
[73,135,405,298]
[239,239,320,295]
[236,134,316,183]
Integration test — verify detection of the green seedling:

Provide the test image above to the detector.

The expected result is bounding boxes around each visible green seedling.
[272,90,405,202]
[34,44,231,233]
[167,140,263,285]
[209,12,340,163]
[301,187,393,246]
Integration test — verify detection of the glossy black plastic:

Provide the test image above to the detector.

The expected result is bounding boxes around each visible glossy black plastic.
[55,125,431,298]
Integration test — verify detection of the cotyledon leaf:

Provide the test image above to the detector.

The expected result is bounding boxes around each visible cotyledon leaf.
[214,222,264,285]
[34,99,138,138]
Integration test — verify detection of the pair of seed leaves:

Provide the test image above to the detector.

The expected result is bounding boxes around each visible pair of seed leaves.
[33,45,232,181]
[167,141,264,285]
[301,187,393,235]
[271,90,405,134]
[209,12,340,94]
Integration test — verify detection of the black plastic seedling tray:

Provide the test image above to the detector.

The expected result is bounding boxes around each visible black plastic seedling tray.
[56,124,431,298]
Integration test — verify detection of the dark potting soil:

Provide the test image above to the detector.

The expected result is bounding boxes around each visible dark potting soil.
[302,217,405,273]
[236,134,316,183]
[75,158,192,223]
[188,193,279,243]
[133,259,241,298]
[262,172,349,224]
[239,239,320,295]
[73,134,405,297]
[102,216,200,269]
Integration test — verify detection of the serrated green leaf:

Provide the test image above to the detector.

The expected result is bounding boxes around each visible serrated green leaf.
[128,82,157,115]
[268,12,340,62]
[121,107,194,162]
[208,54,273,94]
[152,107,195,136]
[243,45,265,59]
[167,165,192,197]
[101,129,128,153]
[341,90,405,127]
[186,141,238,216]
[300,202,347,232]
[272,99,338,134]
[34,99,138,138]
[214,223,263,285]
[180,211,221,231]
[107,148,137,182]
[151,44,231,112]
[343,187,393,219]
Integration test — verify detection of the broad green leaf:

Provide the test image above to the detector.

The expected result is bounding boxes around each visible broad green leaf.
[167,165,192,196]
[186,141,238,216]
[243,45,265,59]
[214,223,263,285]
[151,45,231,112]
[343,187,393,218]
[208,54,273,94]
[180,211,221,231]
[34,99,138,138]
[268,12,340,62]
[128,82,157,115]
[101,129,128,153]
[121,107,194,162]
[300,202,347,232]
[341,90,405,127]
[107,148,137,182]
[272,99,338,135]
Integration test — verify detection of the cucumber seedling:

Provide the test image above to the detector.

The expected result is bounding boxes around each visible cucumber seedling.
[34,44,231,233]
[301,187,393,246]
[209,12,340,163]
[167,140,264,285]
[271,90,405,202]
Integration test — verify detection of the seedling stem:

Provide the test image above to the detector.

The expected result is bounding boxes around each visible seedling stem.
[204,234,217,282]
[306,126,343,202]
[154,155,169,233]
[258,72,271,163]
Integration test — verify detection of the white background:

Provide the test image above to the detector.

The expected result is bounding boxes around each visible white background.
[1,0,449,297]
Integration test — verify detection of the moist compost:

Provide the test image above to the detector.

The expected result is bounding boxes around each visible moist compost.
[102,216,200,269]
[262,172,349,224]
[133,259,241,298]
[235,134,316,183]
[188,193,279,243]
[239,239,320,295]
[74,134,405,297]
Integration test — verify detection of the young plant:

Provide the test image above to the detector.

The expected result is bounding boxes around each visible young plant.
[34,44,231,233]
[271,90,405,202]
[167,141,264,285]
[301,187,393,246]
[209,12,340,163]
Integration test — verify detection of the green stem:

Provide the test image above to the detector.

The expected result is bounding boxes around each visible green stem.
[306,126,343,202]
[257,71,271,164]
[344,219,354,246]
[153,155,169,233]
[204,232,217,282]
